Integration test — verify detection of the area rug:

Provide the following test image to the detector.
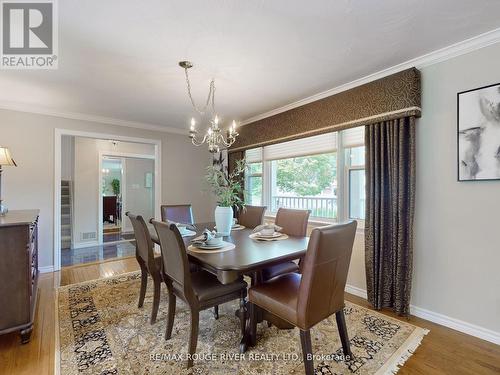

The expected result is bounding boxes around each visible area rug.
[57,272,428,375]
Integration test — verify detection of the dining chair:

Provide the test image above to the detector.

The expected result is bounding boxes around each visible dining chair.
[237,205,266,229]
[261,208,310,281]
[151,220,248,369]
[247,221,357,375]
[160,204,194,224]
[126,212,162,324]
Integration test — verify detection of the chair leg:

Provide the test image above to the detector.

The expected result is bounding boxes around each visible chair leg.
[165,292,176,340]
[150,275,161,324]
[187,309,199,369]
[335,310,352,359]
[299,329,314,375]
[213,305,219,320]
[238,294,246,336]
[138,264,148,308]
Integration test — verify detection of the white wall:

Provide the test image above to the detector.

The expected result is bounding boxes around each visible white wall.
[344,43,500,341]
[0,110,215,269]
[122,158,155,232]
[414,43,500,336]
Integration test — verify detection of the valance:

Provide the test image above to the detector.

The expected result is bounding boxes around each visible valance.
[229,68,420,152]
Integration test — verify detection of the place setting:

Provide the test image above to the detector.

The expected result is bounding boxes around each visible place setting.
[188,229,236,253]
[249,223,289,241]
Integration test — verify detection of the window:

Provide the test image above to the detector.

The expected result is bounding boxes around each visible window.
[345,146,365,220]
[246,162,262,206]
[270,153,337,219]
[343,128,366,221]
[245,127,365,223]
[244,148,263,206]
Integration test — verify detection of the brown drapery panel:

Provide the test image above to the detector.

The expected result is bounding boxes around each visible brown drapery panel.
[365,117,416,315]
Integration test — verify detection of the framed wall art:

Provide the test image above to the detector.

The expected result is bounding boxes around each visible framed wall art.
[457,82,500,181]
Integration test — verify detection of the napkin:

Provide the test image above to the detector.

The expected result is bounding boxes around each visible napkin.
[174,222,197,231]
[191,229,216,244]
[253,223,283,233]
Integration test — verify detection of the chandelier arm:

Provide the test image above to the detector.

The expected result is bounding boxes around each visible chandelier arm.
[218,134,234,147]
[190,134,208,146]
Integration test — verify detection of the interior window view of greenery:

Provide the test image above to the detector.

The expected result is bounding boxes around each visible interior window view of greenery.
[245,128,365,221]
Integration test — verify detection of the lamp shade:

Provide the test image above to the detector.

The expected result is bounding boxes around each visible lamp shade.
[0,147,17,166]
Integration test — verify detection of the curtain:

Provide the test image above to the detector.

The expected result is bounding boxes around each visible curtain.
[365,117,416,315]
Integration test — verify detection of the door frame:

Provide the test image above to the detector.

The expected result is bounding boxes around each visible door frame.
[98,151,156,244]
[54,129,161,271]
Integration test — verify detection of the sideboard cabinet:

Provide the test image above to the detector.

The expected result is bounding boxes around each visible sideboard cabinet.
[0,210,39,343]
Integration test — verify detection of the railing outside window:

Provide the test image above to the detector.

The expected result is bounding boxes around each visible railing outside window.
[272,195,337,219]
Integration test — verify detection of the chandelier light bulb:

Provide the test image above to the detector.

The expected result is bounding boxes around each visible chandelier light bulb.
[214,115,219,126]
[190,118,196,131]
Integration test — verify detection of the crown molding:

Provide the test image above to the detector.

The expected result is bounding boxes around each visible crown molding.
[0,102,187,135]
[241,27,500,126]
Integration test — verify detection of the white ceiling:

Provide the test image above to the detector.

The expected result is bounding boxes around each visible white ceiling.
[1,0,500,132]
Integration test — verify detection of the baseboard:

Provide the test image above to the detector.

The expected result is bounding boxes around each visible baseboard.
[344,284,500,345]
[39,265,54,273]
[345,283,368,299]
[410,305,500,345]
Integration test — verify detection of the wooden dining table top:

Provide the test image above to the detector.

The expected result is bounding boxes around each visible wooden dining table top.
[150,222,309,284]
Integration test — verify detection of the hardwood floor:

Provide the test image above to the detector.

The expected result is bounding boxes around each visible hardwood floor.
[0,258,499,375]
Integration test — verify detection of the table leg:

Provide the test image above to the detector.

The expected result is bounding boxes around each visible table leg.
[240,300,258,353]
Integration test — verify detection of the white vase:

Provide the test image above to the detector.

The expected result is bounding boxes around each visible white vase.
[215,206,233,236]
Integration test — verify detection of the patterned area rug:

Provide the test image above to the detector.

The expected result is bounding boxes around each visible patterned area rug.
[57,272,428,374]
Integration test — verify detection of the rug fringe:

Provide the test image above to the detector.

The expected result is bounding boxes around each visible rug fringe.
[376,327,429,375]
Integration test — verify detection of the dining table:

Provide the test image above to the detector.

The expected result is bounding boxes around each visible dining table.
[150,221,309,353]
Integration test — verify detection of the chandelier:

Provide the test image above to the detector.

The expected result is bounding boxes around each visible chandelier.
[179,61,239,153]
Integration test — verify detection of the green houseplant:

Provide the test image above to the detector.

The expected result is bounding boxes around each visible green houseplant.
[205,159,246,235]
[111,178,120,196]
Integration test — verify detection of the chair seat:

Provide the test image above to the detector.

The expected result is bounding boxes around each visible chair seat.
[249,273,301,326]
[191,271,247,302]
[262,261,299,280]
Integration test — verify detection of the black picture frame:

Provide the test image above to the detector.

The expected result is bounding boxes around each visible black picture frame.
[457,82,500,182]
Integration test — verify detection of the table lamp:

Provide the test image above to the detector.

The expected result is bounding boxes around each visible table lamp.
[0,147,17,216]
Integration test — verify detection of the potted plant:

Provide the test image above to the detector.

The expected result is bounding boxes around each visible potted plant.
[111,178,120,196]
[205,160,246,235]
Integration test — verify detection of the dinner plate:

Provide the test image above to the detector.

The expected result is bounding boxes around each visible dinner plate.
[214,224,245,231]
[193,242,225,250]
[254,231,283,238]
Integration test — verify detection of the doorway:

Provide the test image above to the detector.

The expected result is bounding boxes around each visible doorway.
[54,130,161,270]
[99,153,155,245]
